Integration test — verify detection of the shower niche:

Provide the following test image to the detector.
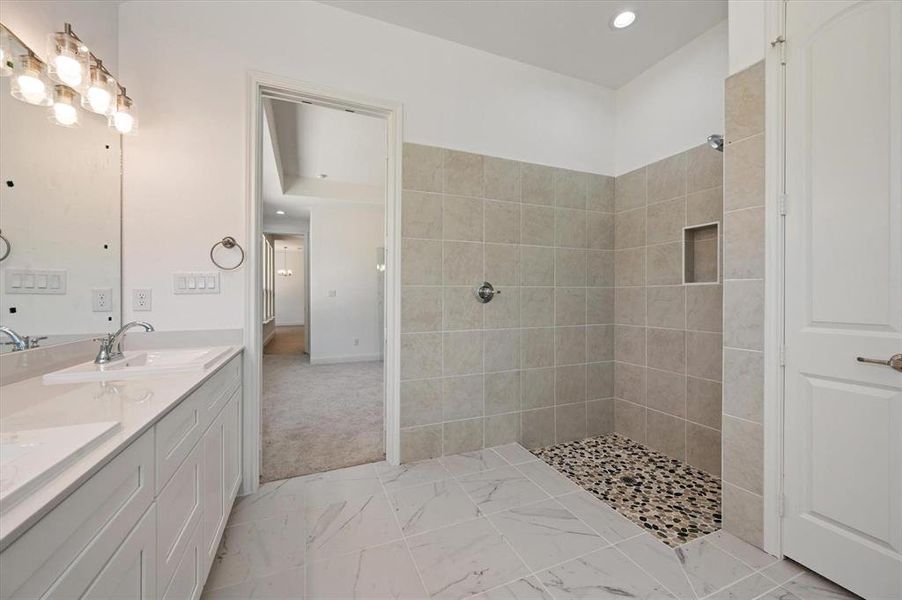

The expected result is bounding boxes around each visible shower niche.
[683,222,720,284]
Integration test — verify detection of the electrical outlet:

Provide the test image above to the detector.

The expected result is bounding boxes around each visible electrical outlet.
[92,288,113,312]
[133,288,152,311]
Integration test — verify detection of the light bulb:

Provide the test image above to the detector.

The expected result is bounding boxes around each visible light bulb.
[86,85,111,114]
[16,74,46,103]
[52,101,77,126]
[53,53,82,87]
[610,10,637,29]
[113,110,134,134]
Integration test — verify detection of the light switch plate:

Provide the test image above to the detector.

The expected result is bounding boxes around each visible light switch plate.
[173,272,220,295]
[4,269,67,294]
[133,288,152,311]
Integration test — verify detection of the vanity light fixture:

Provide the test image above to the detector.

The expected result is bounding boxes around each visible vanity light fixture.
[0,22,138,132]
[610,10,637,30]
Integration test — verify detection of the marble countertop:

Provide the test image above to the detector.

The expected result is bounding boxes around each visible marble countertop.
[0,345,243,551]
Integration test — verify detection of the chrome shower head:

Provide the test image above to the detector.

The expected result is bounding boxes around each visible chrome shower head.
[707,134,724,152]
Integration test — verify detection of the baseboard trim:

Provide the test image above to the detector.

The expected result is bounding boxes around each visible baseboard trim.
[309,353,383,365]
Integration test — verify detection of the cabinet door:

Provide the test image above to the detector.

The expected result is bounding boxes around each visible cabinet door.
[161,520,204,600]
[202,401,226,571]
[157,442,203,593]
[224,389,242,505]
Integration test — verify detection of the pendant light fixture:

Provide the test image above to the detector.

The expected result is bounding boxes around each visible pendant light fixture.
[277,246,293,277]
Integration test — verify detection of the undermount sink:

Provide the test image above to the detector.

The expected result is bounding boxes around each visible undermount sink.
[42,346,233,385]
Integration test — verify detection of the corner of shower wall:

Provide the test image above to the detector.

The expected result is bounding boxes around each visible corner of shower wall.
[397,142,616,462]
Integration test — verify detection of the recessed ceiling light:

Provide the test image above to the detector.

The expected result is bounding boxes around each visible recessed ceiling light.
[610,10,637,30]
[276,210,285,215]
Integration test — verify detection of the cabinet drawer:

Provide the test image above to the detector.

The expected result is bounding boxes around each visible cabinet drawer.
[162,518,204,600]
[157,442,202,594]
[199,355,241,431]
[0,431,154,599]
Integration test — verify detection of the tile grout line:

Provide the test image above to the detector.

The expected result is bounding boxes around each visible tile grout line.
[375,468,432,597]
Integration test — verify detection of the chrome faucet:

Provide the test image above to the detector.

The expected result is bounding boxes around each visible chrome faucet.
[94,321,155,364]
[0,326,27,352]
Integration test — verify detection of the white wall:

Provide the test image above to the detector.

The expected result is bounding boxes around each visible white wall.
[728,0,767,75]
[274,248,305,326]
[117,0,615,331]
[614,21,728,175]
[309,205,384,363]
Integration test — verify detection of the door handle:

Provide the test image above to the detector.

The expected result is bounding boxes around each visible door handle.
[856,353,902,372]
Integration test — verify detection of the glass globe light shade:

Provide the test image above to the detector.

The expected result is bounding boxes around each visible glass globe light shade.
[10,54,52,106]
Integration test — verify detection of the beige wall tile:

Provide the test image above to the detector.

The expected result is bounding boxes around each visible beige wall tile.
[723,348,764,423]
[587,398,615,436]
[485,371,520,415]
[521,204,556,246]
[485,200,521,244]
[587,286,615,324]
[443,195,484,241]
[555,208,588,248]
[647,197,686,245]
[555,326,587,366]
[615,361,646,405]
[485,329,521,373]
[443,418,484,454]
[556,364,587,405]
[646,286,685,329]
[403,143,442,192]
[555,288,587,326]
[646,242,683,285]
[401,332,442,380]
[587,324,614,362]
[443,375,484,421]
[556,402,588,443]
[443,241,484,285]
[687,377,722,430]
[521,407,555,448]
[687,187,724,226]
[725,61,765,142]
[485,413,520,447]
[402,286,443,333]
[723,482,764,549]
[443,286,483,331]
[485,243,520,286]
[614,399,646,443]
[402,239,443,285]
[403,190,443,239]
[444,149,484,197]
[687,423,722,476]
[646,409,686,461]
[401,424,442,462]
[443,330,484,375]
[520,246,555,286]
[588,174,615,213]
[723,416,764,494]
[646,368,686,418]
[614,287,646,326]
[521,327,554,368]
[647,328,686,373]
[686,284,723,332]
[686,331,723,381]
[588,251,615,287]
[614,207,646,249]
[521,367,555,409]
[554,168,588,209]
[724,207,765,280]
[647,152,687,203]
[520,287,554,327]
[614,167,647,213]
[614,248,646,287]
[522,163,554,206]
[723,280,764,351]
[588,211,614,250]
[401,379,442,428]
[724,134,765,212]
[614,325,646,366]
[484,156,521,202]
[588,362,614,400]
[555,248,588,286]
[485,287,520,329]
[686,143,723,193]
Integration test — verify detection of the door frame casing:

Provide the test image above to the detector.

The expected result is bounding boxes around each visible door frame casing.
[241,71,404,495]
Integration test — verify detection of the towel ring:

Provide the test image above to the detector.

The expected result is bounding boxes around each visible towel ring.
[210,236,245,270]
[0,230,9,262]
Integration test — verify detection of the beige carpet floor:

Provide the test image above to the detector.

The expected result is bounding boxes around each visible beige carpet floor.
[261,354,384,482]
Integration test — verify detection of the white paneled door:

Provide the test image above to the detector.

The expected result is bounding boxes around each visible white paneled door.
[784,1,902,598]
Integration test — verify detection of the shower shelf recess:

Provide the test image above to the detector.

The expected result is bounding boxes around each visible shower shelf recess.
[683,222,720,284]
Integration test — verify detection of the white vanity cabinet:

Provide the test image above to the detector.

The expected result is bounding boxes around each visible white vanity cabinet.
[0,352,243,600]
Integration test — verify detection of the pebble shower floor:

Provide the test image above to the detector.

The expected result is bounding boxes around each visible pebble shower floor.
[532,433,722,546]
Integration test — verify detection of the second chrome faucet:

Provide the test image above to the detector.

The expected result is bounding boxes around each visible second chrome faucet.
[94,321,155,364]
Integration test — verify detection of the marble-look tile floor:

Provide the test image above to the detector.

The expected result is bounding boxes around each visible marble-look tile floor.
[532,435,722,546]
[203,444,859,600]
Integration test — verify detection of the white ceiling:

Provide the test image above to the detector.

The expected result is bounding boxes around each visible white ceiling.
[321,0,727,88]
